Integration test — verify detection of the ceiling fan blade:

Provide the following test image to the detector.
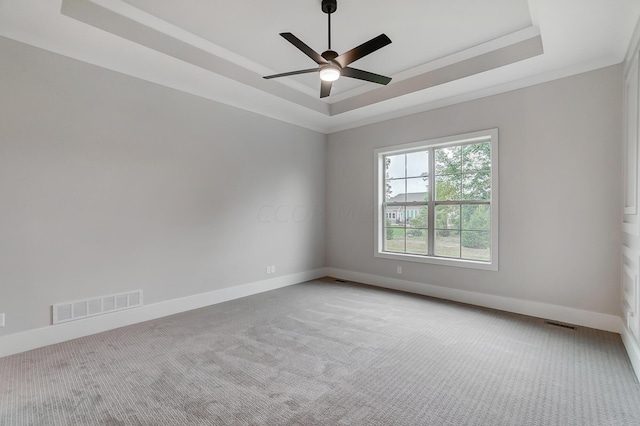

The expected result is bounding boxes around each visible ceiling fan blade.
[341,67,392,85]
[263,68,318,79]
[334,34,392,68]
[280,33,328,65]
[320,80,332,98]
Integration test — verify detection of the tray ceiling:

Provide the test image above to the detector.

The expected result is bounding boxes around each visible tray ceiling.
[0,0,638,133]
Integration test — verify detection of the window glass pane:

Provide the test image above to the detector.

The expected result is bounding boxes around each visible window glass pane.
[406,229,427,255]
[385,206,405,226]
[461,231,491,261]
[386,179,406,202]
[436,205,460,230]
[407,206,428,228]
[462,142,490,172]
[435,174,461,201]
[377,131,495,267]
[385,154,405,179]
[406,151,428,178]
[462,172,490,200]
[462,205,490,230]
[435,145,461,175]
[406,178,429,200]
[384,227,405,252]
[435,230,460,258]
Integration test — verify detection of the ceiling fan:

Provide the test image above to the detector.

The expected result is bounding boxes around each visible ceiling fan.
[263,0,392,98]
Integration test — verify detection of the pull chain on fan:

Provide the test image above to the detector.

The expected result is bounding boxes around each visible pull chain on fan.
[263,0,392,98]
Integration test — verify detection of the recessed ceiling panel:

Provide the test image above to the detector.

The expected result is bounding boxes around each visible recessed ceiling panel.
[122,0,533,94]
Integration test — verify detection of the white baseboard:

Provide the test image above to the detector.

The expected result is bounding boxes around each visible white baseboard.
[326,267,622,333]
[0,268,326,358]
[3,266,629,371]
[621,324,640,383]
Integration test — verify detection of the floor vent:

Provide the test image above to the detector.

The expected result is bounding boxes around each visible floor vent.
[52,290,143,325]
[544,320,576,330]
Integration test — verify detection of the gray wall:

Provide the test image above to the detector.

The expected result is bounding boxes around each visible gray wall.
[0,34,624,338]
[327,65,623,316]
[0,37,326,336]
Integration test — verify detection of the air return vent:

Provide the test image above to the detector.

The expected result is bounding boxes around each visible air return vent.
[52,290,143,325]
[544,320,576,330]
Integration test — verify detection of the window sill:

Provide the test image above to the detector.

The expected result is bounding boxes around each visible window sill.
[375,250,498,271]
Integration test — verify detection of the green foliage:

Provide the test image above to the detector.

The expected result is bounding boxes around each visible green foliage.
[435,142,491,201]
[435,205,460,237]
[435,178,459,201]
[408,204,427,227]
[385,157,392,201]
[461,206,490,249]
[408,216,426,229]
[461,232,489,249]
[435,142,490,239]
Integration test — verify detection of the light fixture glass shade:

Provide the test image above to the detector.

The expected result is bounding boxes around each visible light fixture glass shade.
[319,66,340,82]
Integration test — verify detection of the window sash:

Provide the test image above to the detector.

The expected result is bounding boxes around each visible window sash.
[381,140,492,262]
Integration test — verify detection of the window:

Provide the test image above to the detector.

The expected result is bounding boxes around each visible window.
[375,129,498,270]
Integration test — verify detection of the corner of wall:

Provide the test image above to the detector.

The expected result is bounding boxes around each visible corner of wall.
[622,323,640,383]
[621,11,640,384]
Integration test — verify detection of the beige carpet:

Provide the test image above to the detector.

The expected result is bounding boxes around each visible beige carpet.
[1,278,640,425]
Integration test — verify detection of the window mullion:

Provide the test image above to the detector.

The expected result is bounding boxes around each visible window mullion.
[404,155,408,253]
[428,147,435,256]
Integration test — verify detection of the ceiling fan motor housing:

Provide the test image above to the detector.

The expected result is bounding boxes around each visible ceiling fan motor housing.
[322,0,337,14]
[321,50,338,62]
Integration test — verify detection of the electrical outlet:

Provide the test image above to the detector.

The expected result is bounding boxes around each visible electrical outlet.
[271,265,276,274]
[397,266,402,274]
[266,266,271,274]
[0,313,5,327]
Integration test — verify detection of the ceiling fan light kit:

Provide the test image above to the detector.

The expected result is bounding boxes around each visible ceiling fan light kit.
[263,0,392,98]
[319,65,341,82]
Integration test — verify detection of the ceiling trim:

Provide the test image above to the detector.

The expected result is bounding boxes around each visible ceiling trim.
[326,55,620,134]
[625,14,640,69]
[61,0,330,115]
[330,34,543,116]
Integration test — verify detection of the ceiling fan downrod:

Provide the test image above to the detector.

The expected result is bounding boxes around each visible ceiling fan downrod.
[322,0,337,50]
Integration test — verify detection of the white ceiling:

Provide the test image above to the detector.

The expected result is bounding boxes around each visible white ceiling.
[1,0,639,133]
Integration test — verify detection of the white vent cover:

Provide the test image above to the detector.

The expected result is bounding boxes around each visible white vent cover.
[52,290,143,325]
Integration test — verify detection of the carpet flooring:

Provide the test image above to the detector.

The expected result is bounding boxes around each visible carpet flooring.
[1,278,640,425]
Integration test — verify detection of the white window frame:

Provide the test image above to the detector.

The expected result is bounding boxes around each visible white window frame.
[374,129,499,271]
